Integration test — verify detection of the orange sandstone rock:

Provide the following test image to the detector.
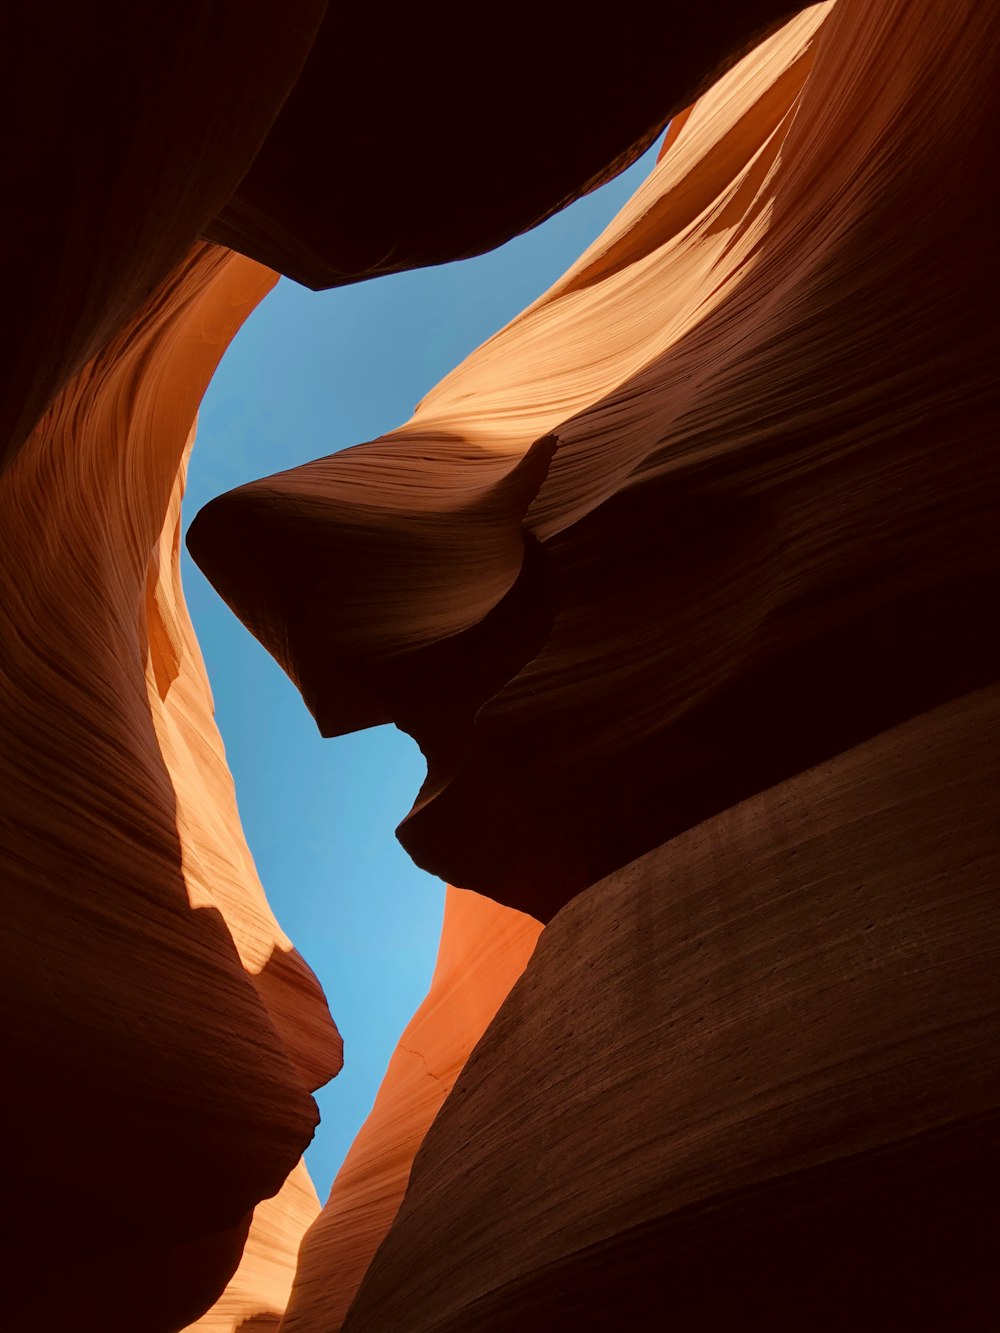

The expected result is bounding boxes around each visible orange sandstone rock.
[0,244,340,1330]
[185,1160,322,1333]
[186,8,999,1320]
[147,433,342,1091]
[280,889,542,1332]
[342,684,1000,1331]
[192,0,999,921]
[4,3,808,469]
[5,1,996,1327]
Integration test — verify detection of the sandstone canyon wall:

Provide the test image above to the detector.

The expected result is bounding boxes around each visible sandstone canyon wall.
[190,0,999,919]
[4,0,794,468]
[204,4,806,287]
[186,1161,321,1333]
[0,246,341,1330]
[279,889,542,1332]
[343,685,1000,1329]
[189,0,999,1326]
[2,0,997,1328]
[1,0,328,469]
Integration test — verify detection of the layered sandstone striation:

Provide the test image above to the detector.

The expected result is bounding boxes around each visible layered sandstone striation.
[0,245,341,1330]
[3,0,996,1327]
[187,1,998,1325]
[280,889,542,1332]
[186,1161,322,1333]
[343,685,1000,1330]
[190,0,999,921]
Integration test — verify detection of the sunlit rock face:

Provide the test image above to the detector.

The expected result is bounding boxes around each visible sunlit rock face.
[3,0,996,1327]
[342,686,1000,1330]
[186,1161,322,1333]
[188,0,998,1324]
[280,889,542,1332]
[0,245,341,1331]
[190,0,999,921]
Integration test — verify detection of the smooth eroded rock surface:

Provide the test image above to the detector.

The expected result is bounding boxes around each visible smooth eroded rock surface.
[343,685,1000,1331]
[280,888,541,1332]
[185,1160,321,1333]
[191,0,999,920]
[1,0,326,470]
[7,1,995,1326]
[0,244,341,1330]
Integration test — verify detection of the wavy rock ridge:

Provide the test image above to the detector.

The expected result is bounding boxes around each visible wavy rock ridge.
[2,0,996,1327]
[0,246,340,1329]
[190,0,999,920]
[344,684,1000,1329]
[190,0,999,1326]
[8,4,781,1324]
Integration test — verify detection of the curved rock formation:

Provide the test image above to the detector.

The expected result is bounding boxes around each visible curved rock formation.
[280,888,542,1332]
[5,0,997,1326]
[0,245,341,1330]
[190,0,999,920]
[204,4,808,288]
[1,0,326,471]
[186,1161,321,1333]
[342,684,1000,1330]
[14,0,788,470]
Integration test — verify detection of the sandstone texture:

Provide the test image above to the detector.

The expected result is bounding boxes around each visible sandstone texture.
[2,0,326,469]
[0,246,341,1330]
[186,1161,321,1333]
[280,889,542,1332]
[3,0,997,1326]
[342,685,1000,1330]
[190,0,999,920]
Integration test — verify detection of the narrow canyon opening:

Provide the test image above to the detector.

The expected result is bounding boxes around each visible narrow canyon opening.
[181,142,661,1202]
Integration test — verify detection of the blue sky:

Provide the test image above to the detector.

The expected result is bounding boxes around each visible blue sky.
[181,142,659,1198]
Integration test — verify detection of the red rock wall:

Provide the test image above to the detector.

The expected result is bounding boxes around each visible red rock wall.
[186,1161,321,1333]
[191,0,998,920]
[186,0,998,1325]
[3,0,996,1325]
[341,684,1000,1330]
[0,245,341,1331]
[1,0,327,469]
[280,889,542,1332]
[205,4,807,287]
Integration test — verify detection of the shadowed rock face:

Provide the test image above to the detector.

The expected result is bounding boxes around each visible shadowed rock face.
[1,1,805,473]
[186,1161,322,1333]
[0,245,341,1331]
[0,0,327,473]
[3,0,997,1328]
[203,4,806,288]
[190,0,1000,921]
[341,685,1000,1331]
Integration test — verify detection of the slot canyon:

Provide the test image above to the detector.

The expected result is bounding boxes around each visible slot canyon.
[1,2,997,1329]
